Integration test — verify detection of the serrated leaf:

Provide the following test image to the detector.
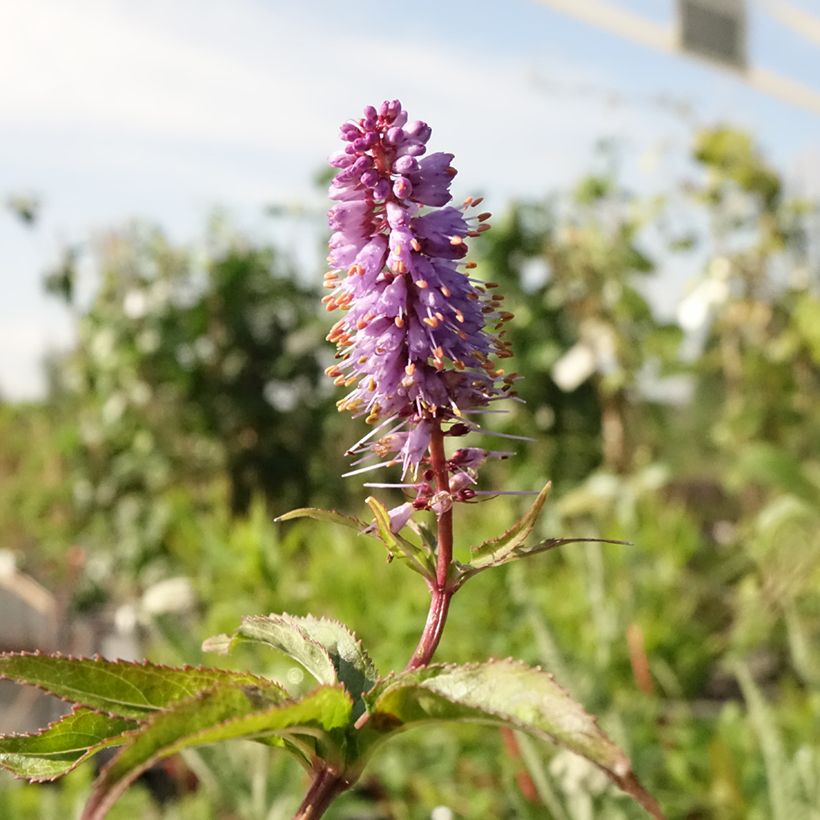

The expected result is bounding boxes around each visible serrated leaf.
[274,507,366,530]
[273,615,379,697]
[470,482,552,564]
[0,653,279,717]
[364,660,662,818]
[219,614,378,716]
[229,615,335,685]
[0,708,136,782]
[365,496,434,578]
[82,684,352,820]
[458,536,630,585]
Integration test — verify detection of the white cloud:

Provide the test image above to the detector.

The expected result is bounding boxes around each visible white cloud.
[0,0,662,189]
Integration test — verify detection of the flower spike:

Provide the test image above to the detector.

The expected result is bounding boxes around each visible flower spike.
[326,100,514,478]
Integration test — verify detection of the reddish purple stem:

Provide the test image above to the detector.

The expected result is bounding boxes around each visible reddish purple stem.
[293,764,348,820]
[407,419,454,669]
[296,421,456,818]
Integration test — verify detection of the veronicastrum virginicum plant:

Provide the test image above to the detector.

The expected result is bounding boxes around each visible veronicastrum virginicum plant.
[0,100,663,819]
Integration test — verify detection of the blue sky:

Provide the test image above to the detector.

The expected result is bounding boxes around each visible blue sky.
[2,0,819,397]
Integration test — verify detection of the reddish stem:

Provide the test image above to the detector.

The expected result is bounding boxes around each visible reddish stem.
[293,764,348,820]
[298,421,457,819]
[406,419,454,670]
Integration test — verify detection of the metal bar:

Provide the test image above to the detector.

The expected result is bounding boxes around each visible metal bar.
[533,0,820,115]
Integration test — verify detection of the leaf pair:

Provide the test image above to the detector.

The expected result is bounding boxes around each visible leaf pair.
[209,614,662,817]
[1,615,661,818]
[0,652,351,820]
[277,485,628,592]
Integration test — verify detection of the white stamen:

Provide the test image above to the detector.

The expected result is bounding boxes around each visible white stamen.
[472,428,537,442]
[362,482,419,488]
[453,469,478,485]
[472,490,540,496]
[342,460,398,478]
[346,415,404,455]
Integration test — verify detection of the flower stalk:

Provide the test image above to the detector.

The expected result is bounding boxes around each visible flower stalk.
[407,419,454,669]
[315,96,525,815]
[294,764,348,820]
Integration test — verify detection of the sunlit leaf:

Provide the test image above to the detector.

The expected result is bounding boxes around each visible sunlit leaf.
[82,684,352,820]
[0,652,279,717]
[365,496,434,578]
[0,708,136,782]
[206,614,378,704]
[469,482,552,563]
[363,659,662,818]
[274,507,366,530]
[457,536,629,586]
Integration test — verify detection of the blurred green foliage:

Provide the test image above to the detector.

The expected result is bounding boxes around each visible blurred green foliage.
[39,222,352,574]
[2,125,820,818]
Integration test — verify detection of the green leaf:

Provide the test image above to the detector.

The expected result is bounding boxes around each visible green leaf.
[469,482,553,564]
[274,501,434,577]
[731,442,819,503]
[735,660,797,820]
[274,506,366,530]
[0,708,136,782]
[365,496,435,578]
[274,616,378,699]
[209,614,378,709]
[364,660,662,818]
[0,652,279,717]
[457,536,630,586]
[82,684,352,820]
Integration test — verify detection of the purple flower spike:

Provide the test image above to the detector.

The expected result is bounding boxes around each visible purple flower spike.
[324,100,516,486]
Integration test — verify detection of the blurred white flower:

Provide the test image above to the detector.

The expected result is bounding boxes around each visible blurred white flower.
[130,381,152,406]
[677,277,730,331]
[90,328,116,365]
[123,289,148,319]
[141,576,196,616]
[137,328,161,354]
[552,341,596,392]
[264,380,298,412]
[102,393,126,425]
[194,335,216,363]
